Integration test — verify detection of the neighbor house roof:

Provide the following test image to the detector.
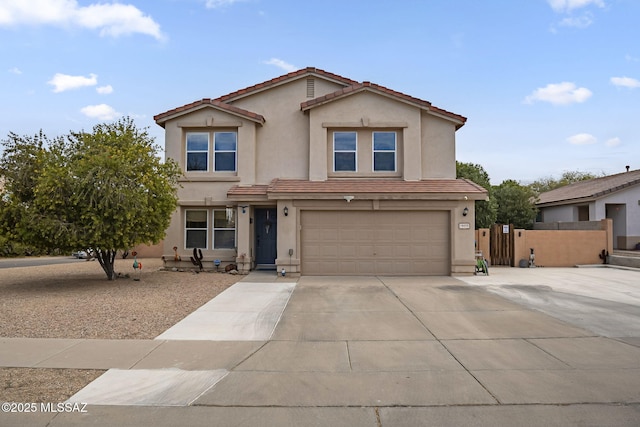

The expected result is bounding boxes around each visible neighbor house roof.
[228,179,487,201]
[537,169,640,206]
[154,67,465,128]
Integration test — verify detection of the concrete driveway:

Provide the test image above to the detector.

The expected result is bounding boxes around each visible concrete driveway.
[457,266,640,343]
[5,270,640,426]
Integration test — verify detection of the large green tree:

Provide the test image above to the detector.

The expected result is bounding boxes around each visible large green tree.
[0,117,181,279]
[493,179,538,229]
[456,161,497,228]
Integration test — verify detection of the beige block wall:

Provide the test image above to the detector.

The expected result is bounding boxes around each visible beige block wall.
[513,219,613,267]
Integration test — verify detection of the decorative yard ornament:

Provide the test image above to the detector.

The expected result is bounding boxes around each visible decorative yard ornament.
[132,251,142,281]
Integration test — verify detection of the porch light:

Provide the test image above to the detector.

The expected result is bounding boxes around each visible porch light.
[239,205,248,214]
[462,207,469,217]
[284,206,289,216]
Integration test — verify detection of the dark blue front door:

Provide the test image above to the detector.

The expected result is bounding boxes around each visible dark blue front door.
[255,208,277,266]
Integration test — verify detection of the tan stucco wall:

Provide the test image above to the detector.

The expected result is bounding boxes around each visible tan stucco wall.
[230,77,347,184]
[307,91,427,181]
[421,114,456,179]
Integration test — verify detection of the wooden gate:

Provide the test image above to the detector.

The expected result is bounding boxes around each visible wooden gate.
[490,224,514,266]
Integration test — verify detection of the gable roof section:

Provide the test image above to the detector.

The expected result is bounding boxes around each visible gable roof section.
[537,169,640,206]
[300,82,467,129]
[215,67,358,102]
[154,99,265,127]
[155,67,466,129]
[228,178,487,201]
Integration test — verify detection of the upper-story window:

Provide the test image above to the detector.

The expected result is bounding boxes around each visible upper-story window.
[186,133,209,172]
[214,132,237,172]
[185,131,237,172]
[333,131,357,172]
[373,132,396,172]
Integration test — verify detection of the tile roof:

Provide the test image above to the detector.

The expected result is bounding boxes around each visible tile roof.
[154,98,265,126]
[154,67,465,128]
[300,82,466,128]
[537,169,640,206]
[215,67,358,102]
[228,178,487,200]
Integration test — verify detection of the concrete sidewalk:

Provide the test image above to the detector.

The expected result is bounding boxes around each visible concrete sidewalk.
[2,270,640,426]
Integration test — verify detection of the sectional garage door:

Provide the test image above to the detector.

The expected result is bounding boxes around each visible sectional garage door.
[301,211,450,275]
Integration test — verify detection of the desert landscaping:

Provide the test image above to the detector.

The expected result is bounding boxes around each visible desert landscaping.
[0,258,239,402]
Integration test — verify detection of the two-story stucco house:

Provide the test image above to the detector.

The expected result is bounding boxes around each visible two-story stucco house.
[154,67,487,276]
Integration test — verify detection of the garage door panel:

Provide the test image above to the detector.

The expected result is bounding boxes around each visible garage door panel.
[301,211,450,275]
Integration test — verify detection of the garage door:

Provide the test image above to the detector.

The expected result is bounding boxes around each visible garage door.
[301,211,450,275]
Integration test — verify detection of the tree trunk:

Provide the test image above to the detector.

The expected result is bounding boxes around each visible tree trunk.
[96,249,118,280]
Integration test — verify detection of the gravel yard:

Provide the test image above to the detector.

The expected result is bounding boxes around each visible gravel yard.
[0,257,239,403]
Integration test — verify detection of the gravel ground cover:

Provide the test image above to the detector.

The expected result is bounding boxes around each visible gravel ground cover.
[0,258,239,403]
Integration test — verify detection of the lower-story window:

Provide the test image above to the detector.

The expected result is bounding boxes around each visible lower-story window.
[213,208,236,249]
[185,210,208,249]
[185,208,236,249]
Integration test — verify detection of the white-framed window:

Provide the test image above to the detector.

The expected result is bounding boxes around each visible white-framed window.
[184,208,236,249]
[213,208,236,249]
[186,133,209,172]
[214,132,237,172]
[185,210,208,249]
[333,131,357,172]
[373,131,396,172]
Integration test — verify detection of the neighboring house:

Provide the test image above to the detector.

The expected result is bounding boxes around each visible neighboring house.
[536,168,640,249]
[154,67,487,275]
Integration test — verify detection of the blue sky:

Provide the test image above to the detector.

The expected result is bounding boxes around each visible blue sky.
[1,0,638,184]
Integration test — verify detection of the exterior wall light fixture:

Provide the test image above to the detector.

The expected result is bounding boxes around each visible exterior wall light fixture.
[462,207,469,217]
[239,205,248,214]
[284,206,289,216]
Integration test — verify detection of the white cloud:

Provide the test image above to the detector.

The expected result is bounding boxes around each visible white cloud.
[547,0,605,13]
[567,133,597,145]
[0,0,163,40]
[611,76,640,89]
[263,58,298,73]
[558,14,593,28]
[605,137,621,147]
[48,73,97,93]
[524,82,592,105]
[96,85,113,94]
[205,0,242,8]
[80,104,120,120]
[8,66,21,74]
[605,137,622,147]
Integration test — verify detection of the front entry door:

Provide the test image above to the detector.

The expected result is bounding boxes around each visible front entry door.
[255,208,277,267]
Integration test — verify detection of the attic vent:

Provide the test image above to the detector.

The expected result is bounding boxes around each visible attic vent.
[306,78,315,98]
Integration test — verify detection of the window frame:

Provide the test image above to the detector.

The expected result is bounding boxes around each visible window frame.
[213,131,237,172]
[185,209,209,249]
[185,132,210,172]
[333,131,358,172]
[212,208,237,249]
[372,131,397,172]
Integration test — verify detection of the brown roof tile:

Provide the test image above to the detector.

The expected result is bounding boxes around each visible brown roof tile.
[228,179,486,200]
[300,82,466,127]
[537,169,640,205]
[267,178,485,195]
[227,185,269,196]
[154,99,265,126]
[215,67,359,102]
